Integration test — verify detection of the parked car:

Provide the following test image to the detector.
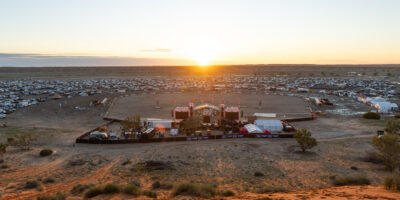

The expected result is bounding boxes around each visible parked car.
[89,131,109,140]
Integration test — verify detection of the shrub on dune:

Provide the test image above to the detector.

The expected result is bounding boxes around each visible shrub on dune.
[123,184,140,196]
[362,112,381,120]
[332,176,370,186]
[172,182,216,198]
[84,186,103,198]
[40,149,53,157]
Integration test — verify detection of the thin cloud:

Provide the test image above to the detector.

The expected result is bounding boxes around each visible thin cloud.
[140,49,172,52]
[0,53,194,67]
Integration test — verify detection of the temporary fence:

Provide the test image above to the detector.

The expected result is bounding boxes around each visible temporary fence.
[76,133,293,144]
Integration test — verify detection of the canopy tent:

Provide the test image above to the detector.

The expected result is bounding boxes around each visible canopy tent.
[254,120,283,132]
[239,127,248,134]
[374,102,398,113]
[244,124,263,134]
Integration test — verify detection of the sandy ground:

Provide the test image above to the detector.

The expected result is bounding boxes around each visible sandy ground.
[107,92,310,120]
[0,92,399,199]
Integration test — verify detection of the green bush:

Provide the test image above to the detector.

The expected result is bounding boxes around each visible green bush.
[142,190,157,198]
[394,114,400,119]
[1,164,9,169]
[25,180,40,189]
[172,183,216,198]
[84,186,103,198]
[294,128,317,153]
[362,112,381,120]
[333,176,371,186]
[383,175,400,191]
[221,190,235,196]
[102,183,121,194]
[40,149,53,157]
[372,134,400,171]
[123,184,140,196]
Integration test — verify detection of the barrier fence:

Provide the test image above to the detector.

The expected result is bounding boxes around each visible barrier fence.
[76,115,315,144]
[76,133,294,144]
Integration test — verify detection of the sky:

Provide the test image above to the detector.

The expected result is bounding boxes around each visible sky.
[0,0,399,66]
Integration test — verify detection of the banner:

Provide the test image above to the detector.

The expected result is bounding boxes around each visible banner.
[186,136,209,141]
[222,134,245,139]
[255,134,279,138]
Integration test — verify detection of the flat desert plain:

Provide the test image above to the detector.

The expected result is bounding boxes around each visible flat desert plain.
[0,90,399,199]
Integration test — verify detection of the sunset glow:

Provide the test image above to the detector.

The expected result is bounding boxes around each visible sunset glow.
[192,51,213,66]
[0,0,399,66]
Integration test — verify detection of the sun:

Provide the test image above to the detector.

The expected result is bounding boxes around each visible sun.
[195,56,210,66]
[190,49,213,67]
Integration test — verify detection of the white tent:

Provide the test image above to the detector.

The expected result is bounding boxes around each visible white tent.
[244,124,263,134]
[374,102,398,113]
[254,120,283,132]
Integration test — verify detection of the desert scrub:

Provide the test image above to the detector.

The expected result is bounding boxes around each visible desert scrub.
[362,112,381,120]
[84,186,103,198]
[294,128,317,153]
[256,186,287,193]
[40,149,53,157]
[102,183,121,194]
[84,183,141,198]
[383,175,400,191]
[172,182,217,198]
[254,172,264,177]
[70,183,94,195]
[152,181,173,190]
[221,190,235,197]
[151,181,161,189]
[123,184,140,196]
[25,180,40,189]
[372,133,400,171]
[142,190,157,198]
[37,192,66,200]
[332,175,370,186]
[43,176,56,184]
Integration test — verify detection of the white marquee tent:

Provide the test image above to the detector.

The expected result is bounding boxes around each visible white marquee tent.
[374,102,398,113]
[254,120,283,132]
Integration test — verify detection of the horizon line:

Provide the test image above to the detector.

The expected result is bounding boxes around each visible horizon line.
[1,64,400,68]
